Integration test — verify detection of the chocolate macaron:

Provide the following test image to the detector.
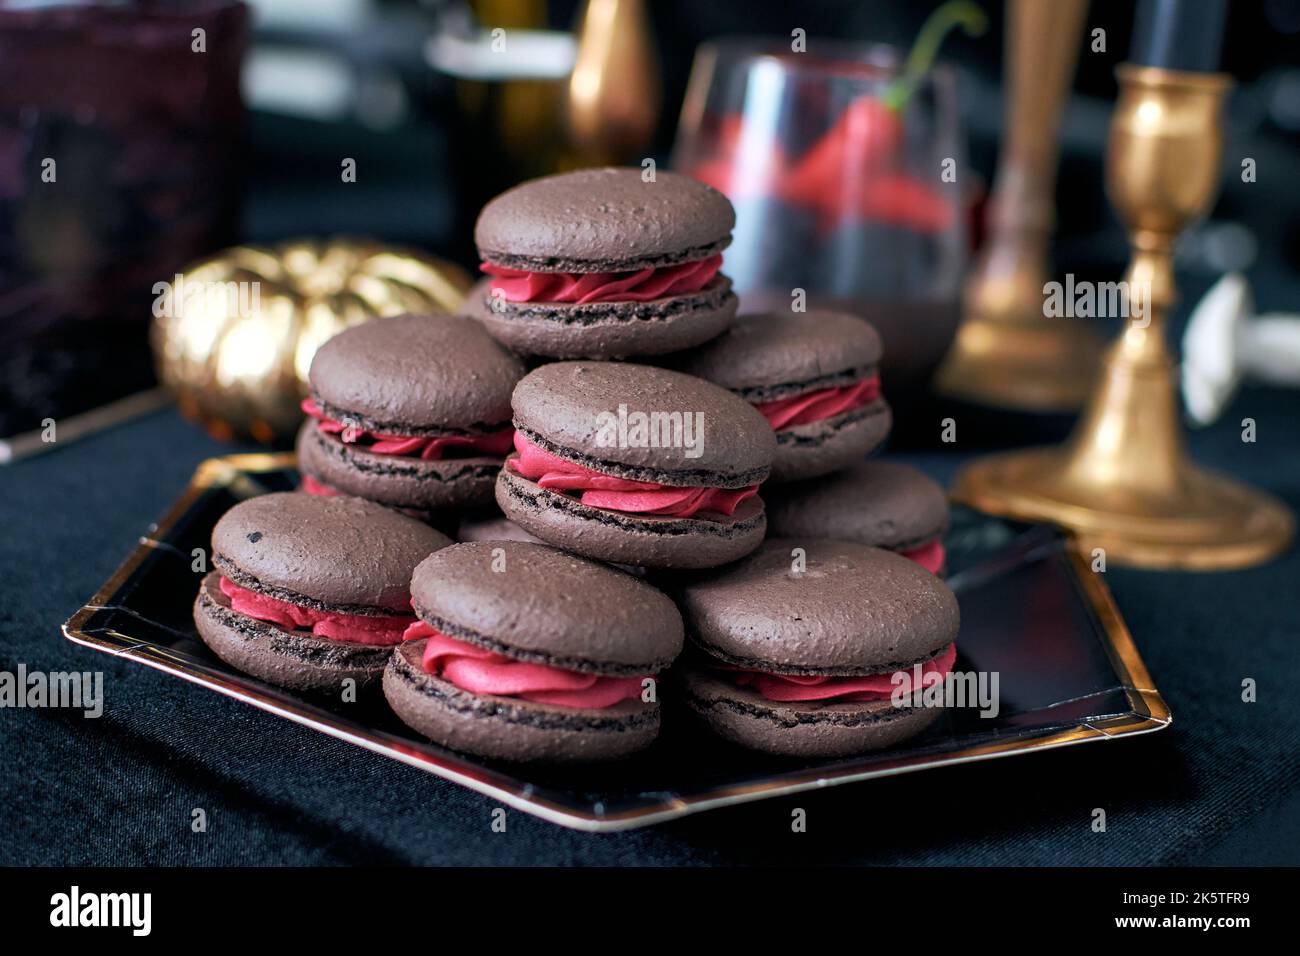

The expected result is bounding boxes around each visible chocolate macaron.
[297,313,524,514]
[194,493,451,693]
[765,461,950,574]
[678,539,959,758]
[677,310,891,481]
[384,541,683,762]
[496,361,776,569]
[472,167,738,358]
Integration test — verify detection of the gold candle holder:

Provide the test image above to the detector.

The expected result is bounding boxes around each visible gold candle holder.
[564,0,660,166]
[937,0,1102,410]
[951,64,1293,570]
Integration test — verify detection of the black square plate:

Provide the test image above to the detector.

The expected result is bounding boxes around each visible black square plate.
[63,453,1170,831]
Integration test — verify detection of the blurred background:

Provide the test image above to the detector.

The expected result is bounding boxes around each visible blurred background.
[3,0,1298,449]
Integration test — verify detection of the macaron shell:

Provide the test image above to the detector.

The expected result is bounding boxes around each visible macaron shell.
[682,669,942,758]
[475,167,735,271]
[678,310,884,390]
[768,399,892,482]
[194,573,394,693]
[457,509,648,576]
[766,461,950,549]
[297,421,502,511]
[308,313,523,430]
[497,467,768,569]
[678,538,959,673]
[469,276,737,360]
[409,541,683,672]
[211,492,452,611]
[456,511,547,545]
[511,361,776,483]
[384,640,660,762]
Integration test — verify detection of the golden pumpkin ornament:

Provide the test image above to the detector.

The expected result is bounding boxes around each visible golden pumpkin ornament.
[151,238,471,444]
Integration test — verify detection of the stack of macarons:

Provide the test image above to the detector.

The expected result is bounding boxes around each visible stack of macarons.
[193,165,959,764]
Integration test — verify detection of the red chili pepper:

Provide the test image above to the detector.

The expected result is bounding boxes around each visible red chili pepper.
[845,173,956,232]
[779,94,904,206]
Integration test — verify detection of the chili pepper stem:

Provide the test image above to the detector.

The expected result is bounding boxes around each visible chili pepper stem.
[882,0,988,112]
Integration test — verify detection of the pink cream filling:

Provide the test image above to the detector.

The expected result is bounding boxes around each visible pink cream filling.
[481,254,722,305]
[720,642,957,703]
[300,475,342,497]
[404,620,647,709]
[302,399,514,461]
[507,432,758,519]
[218,576,414,646]
[900,539,946,574]
[751,375,881,431]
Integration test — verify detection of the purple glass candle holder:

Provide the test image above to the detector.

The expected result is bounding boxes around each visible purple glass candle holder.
[0,1,250,434]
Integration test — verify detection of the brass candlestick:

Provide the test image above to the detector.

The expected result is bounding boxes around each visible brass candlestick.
[564,0,660,166]
[952,65,1293,570]
[937,0,1102,410]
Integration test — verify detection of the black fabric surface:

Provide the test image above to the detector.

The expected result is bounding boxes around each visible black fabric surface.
[2,389,1298,866]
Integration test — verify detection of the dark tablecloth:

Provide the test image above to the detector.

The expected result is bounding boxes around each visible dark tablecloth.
[2,388,1298,866]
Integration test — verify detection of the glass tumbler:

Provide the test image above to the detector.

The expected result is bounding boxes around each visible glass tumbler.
[672,38,968,399]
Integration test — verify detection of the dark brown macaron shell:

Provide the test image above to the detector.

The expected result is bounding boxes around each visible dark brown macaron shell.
[475,167,735,272]
[765,461,950,553]
[195,492,452,691]
[498,362,775,568]
[678,538,958,676]
[308,312,522,433]
[211,492,452,611]
[456,510,547,545]
[301,313,524,509]
[456,510,648,578]
[473,168,738,359]
[679,310,883,394]
[384,541,684,762]
[676,310,891,482]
